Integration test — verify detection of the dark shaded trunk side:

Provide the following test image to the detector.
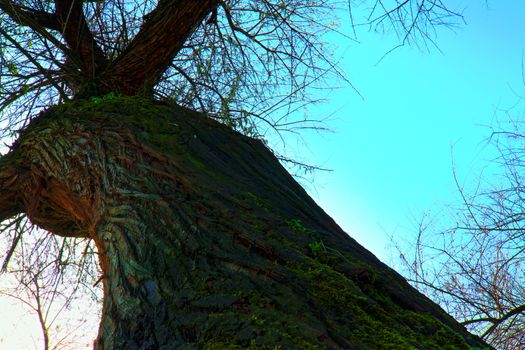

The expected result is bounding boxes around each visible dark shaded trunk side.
[0,97,491,349]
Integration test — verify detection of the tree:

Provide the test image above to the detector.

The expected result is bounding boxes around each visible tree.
[0,216,100,349]
[0,0,490,348]
[395,113,525,349]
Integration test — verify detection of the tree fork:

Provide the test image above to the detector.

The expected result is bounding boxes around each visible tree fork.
[0,0,218,98]
[0,98,491,349]
[101,0,219,96]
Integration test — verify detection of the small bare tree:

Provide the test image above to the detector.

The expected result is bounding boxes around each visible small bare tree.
[1,216,101,349]
[396,109,525,349]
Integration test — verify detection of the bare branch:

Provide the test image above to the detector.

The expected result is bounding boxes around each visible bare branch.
[104,0,219,95]
[54,0,108,83]
[0,0,59,30]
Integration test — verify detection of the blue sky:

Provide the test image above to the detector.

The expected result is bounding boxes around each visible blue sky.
[299,0,525,264]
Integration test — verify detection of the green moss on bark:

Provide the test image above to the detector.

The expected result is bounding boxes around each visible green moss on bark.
[2,96,490,349]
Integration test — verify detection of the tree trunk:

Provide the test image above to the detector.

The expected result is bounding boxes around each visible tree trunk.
[0,97,490,349]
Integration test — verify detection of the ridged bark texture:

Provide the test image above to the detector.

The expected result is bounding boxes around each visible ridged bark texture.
[0,97,491,349]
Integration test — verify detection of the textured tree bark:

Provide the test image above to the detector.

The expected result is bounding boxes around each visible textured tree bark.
[101,0,219,96]
[55,0,108,77]
[0,97,491,349]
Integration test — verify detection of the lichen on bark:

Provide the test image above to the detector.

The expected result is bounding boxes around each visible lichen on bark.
[0,96,491,349]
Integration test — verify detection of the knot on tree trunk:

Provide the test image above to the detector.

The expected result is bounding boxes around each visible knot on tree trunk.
[1,112,107,238]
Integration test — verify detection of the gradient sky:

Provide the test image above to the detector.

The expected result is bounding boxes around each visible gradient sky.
[2,1,525,348]
[299,0,525,264]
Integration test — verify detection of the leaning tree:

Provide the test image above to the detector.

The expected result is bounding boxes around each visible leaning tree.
[0,0,490,348]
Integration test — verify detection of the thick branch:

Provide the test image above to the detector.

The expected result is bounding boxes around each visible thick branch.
[54,0,108,79]
[0,0,70,54]
[103,0,219,96]
[0,1,59,30]
[480,304,525,338]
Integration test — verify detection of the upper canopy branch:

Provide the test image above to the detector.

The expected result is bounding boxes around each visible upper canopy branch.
[102,0,219,96]
[0,0,107,93]
[0,0,219,97]
[54,0,108,79]
[0,0,59,30]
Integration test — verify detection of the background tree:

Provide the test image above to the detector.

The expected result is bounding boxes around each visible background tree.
[395,107,525,349]
[0,0,489,348]
[0,215,100,349]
